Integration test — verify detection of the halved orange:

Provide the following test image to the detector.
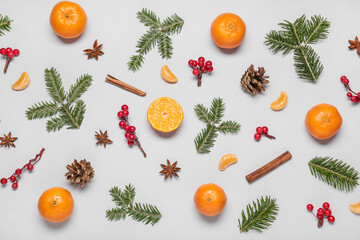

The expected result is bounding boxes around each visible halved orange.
[161,65,178,83]
[147,97,183,132]
[349,201,360,214]
[12,72,30,91]
[218,153,238,171]
[270,91,288,110]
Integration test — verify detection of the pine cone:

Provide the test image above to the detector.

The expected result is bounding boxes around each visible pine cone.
[65,159,94,188]
[241,64,270,95]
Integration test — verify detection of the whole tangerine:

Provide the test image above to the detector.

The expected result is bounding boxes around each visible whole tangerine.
[38,187,74,223]
[194,183,227,216]
[211,13,246,49]
[50,1,87,39]
[305,103,342,140]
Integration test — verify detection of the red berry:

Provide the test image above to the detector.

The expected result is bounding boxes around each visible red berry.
[0,178,7,184]
[317,208,325,215]
[117,111,123,118]
[340,76,347,82]
[205,61,212,68]
[121,105,128,111]
[188,60,193,67]
[129,134,136,140]
[129,126,136,133]
[256,127,263,134]
[15,169,22,175]
[191,61,198,67]
[9,176,16,182]
[7,52,14,59]
[328,215,335,223]
[128,140,134,146]
[193,69,200,76]
[200,67,207,73]
[124,125,130,131]
[125,132,131,139]
[351,96,358,103]
[198,61,204,67]
[322,202,330,210]
[12,182,18,190]
[306,204,314,211]
[343,79,349,85]
[0,48,6,55]
[27,164,34,171]
[262,126,268,134]
[198,57,205,62]
[122,110,129,117]
[357,92,360,98]
[317,213,324,219]
[207,67,213,73]
[6,47,12,54]
[13,49,20,56]
[254,133,261,141]
[325,209,332,217]
[347,92,353,97]
[119,121,126,128]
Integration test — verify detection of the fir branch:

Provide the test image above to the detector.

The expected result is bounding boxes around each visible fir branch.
[46,116,66,132]
[45,68,66,104]
[137,8,161,28]
[308,157,359,191]
[238,196,279,233]
[157,33,173,59]
[0,14,12,36]
[136,28,162,55]
[66,74,93,104]
[294,45,323,81]
[60,105,80,129]
[194,98,240,154]
[304,15,330,45]
[106,184,162,226]
[264,30,298,54]
[26,101,60,120]
[160,14,184,35]
[128,54,145,72]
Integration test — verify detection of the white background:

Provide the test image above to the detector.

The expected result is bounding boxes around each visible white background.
[1,0,360,239]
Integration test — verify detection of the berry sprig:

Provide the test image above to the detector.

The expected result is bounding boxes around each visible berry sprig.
[340,76,360,103]
[0,47,20,74]
[117,105,146,158]
[307,202,335,228]
[188,56,213,87]
[0,148,45,190]
[254,126,275,141]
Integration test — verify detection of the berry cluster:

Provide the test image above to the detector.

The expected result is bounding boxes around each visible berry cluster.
[117,105,146,158]
[340,76,360,103]
[307,202,335,228]
[1,148,45,190]
[188,56,213,87]
[0,47,20,74]
[254,126,276,141]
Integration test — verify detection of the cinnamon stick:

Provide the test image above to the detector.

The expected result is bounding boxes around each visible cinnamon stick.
[105,74,146,96]
[245,151,292,183]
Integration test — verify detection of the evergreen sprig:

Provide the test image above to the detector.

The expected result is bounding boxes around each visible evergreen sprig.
[26,68,92,132]
[0,14,12,36]
[128,8,184,72]
[194,98,240,154]
[264,14,330,82]
[238,196,279,233]
[308,157,359,191]
[106,184,162,226]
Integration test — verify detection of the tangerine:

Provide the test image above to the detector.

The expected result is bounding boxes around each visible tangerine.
[305,103,342,140]
[38,187,74,223]
[161,65,178,83]
[50,1,87,39]
[270,91,288,111]
[12,72,30,91]
[218,153,238,171]
[194,183,227,216]
[349,201,360,214]
[211,13,246,49]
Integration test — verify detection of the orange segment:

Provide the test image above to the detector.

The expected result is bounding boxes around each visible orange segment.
[12,72,30,91]
[218,153,238,171]
[349,201,360,214]
[161,65,178,83]
[270,91,288,110]
[147,97,183,132]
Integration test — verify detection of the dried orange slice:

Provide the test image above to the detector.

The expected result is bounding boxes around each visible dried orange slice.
[12,72,30,91]
[349,201,360,214]
[147,97,183,132]
[161,65,178,83]
[218,154,238,171]
[270,91,288,110]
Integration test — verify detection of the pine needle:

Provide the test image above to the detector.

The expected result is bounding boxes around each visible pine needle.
[308,157,359,191]
[0,14,12,36]
[238,196,279,233]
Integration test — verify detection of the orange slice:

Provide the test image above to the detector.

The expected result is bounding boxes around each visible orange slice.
[270,91,288,110]
[147,97,183,132]
[218,154,238,171]
[12,72,30,91]
[349,201,360,214]
[161,65,178,83]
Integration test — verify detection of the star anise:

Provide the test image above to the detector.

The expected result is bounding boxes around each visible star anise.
[0,132,17,148]
[95,130,113,148]
[83,40,104,60]
[159,159,181,180]
[348,36,360,56]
